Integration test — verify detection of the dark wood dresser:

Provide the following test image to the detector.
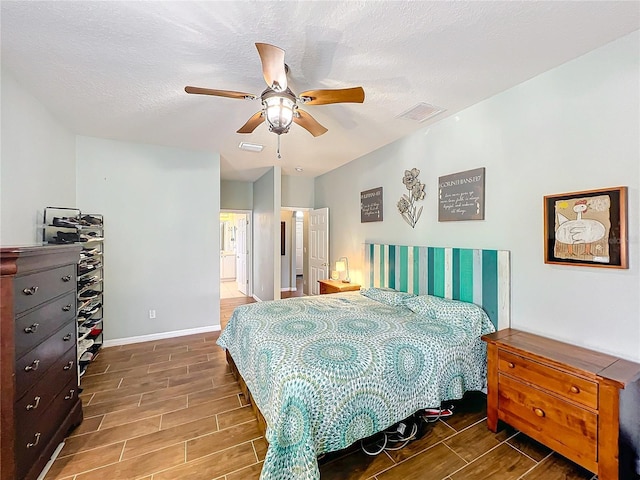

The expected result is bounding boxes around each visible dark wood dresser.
[483,329,640,480]
[1,245,83,480]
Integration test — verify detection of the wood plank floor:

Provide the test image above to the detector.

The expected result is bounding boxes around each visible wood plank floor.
[44,296,597,480]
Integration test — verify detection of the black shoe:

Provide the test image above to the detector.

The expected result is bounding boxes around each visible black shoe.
[81,215,102,226]
[53,217,81,228]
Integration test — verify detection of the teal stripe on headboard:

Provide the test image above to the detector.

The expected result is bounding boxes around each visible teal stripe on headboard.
[364,243,510,330]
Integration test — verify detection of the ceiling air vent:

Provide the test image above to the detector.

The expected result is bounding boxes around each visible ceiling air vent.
[238,142,264,152]
[396,102,446,122]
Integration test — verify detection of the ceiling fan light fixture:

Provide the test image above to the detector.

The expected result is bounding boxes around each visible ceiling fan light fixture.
[263,93,296,135]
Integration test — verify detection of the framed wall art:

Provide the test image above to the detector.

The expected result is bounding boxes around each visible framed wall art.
[361,187,383,222]
[543,186,628,268]
[438,167,485,221]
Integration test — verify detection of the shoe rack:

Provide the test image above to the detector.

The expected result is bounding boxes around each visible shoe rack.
[43,207,104,381]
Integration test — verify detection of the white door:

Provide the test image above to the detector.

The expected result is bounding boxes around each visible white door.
[295,218,304,276]
[236,215,248,295]
[309,208,329,295]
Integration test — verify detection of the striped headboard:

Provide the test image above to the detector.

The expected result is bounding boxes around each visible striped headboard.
[364,243,510,330]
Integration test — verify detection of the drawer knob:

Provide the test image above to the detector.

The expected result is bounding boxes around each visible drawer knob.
[63,361,74,371]
[508,362,515,369]
[24,323,40,334]
[26,432,41,448]
[64,389,76,400]
[63,333,73,341]
[570,385,581,394]
[22,286,39,296]
[24,359,40,372]
[26,396,41,411]
[62,304,72,312]
[534,407,545,418]
[62,275,72,282]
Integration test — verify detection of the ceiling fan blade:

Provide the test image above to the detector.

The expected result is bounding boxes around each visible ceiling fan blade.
[237,111,265,134]
[293,109,328,137]
[298,87,365,105]
[255,43,288,92]
[185,86,256,100]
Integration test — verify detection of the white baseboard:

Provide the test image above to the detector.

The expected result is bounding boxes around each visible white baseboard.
[102,325,221,348]
[280,287,297,292]
[252,294,263,302]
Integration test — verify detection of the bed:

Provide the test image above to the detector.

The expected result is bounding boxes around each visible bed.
[217,244,510,480]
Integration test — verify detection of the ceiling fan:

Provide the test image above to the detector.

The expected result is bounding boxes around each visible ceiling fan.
[185,43,365,142]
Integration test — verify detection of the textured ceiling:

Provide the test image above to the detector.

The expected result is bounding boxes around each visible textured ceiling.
[2,1,638,181]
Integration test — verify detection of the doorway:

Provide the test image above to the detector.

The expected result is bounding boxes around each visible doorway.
[220,210,252,299]
[280,209,309,297]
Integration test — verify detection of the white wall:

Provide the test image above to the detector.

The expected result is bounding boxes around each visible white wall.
[76,136,220,342]
[316,31,640,362]
[1,68,76,245]
[252,167,281,301]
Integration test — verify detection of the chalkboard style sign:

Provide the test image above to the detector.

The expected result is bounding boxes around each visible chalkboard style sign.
[438,167,485,221]
[361,187,383,222]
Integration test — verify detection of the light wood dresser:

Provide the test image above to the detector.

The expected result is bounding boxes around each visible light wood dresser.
[1,245,83,480]
[482,329,640,480]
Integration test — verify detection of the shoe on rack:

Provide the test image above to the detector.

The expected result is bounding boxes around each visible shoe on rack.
[79,289,102,299]
[81,215,102,226]
[53,231,80,243]
[53,217,81,228]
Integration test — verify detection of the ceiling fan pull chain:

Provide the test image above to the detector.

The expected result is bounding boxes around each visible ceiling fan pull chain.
[277,135,282,159]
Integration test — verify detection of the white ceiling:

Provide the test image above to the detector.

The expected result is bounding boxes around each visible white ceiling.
[2,1,638,182]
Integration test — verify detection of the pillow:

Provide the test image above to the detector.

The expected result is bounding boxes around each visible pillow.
[404,295,494,335]
[360,287,415,307]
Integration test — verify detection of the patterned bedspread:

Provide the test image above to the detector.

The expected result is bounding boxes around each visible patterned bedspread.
[216,290,495,480]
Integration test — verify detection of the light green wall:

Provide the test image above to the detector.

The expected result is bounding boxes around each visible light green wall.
[220,180,253,210]
[315,31,640,363]
[76,136,221,342]
[1,68,76,245]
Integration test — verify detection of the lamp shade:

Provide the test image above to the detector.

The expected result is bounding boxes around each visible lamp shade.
[335,261,346,272]
[264,95,295,134]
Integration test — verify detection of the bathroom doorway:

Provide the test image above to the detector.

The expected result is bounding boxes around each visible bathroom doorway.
[220,210,252,299]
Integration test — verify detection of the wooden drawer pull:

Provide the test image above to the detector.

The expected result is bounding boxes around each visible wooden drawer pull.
[533,407,545,418]
[63,361,74,371]
[24,323,40,334]
[22,286,39,296]
[26,432,41,448]
[61,275,72,282]
[62,304,72,311]
[24,359,40,372]
[64,389,76,400]
[508,362,515,369]
[26,396,41,410]
[570,385,580,394]
[63,333,73,341]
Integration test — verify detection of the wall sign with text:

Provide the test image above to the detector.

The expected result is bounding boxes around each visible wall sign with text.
[361,187,383,222]
[438,167,485,221]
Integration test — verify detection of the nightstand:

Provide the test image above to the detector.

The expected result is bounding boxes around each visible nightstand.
[318,279,361,294]
[482,329,640,480]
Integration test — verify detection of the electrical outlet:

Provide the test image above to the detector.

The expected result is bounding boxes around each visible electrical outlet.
[149,309,156,319]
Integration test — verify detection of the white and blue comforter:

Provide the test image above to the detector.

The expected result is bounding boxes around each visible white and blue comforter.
[217,290,495,480]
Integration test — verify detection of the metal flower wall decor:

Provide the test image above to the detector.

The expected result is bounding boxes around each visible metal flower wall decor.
[397,168,426,228]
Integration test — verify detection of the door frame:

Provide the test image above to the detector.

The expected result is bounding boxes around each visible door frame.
[220,209,252,298]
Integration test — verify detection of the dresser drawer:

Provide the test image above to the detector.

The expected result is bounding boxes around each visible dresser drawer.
[15,377,78,480]
[15,291,76,359]
[498,373,597,470]
[14,264,76,314]
[497,349,598,409]
[16,347,79,430]
[15,323,77,399]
